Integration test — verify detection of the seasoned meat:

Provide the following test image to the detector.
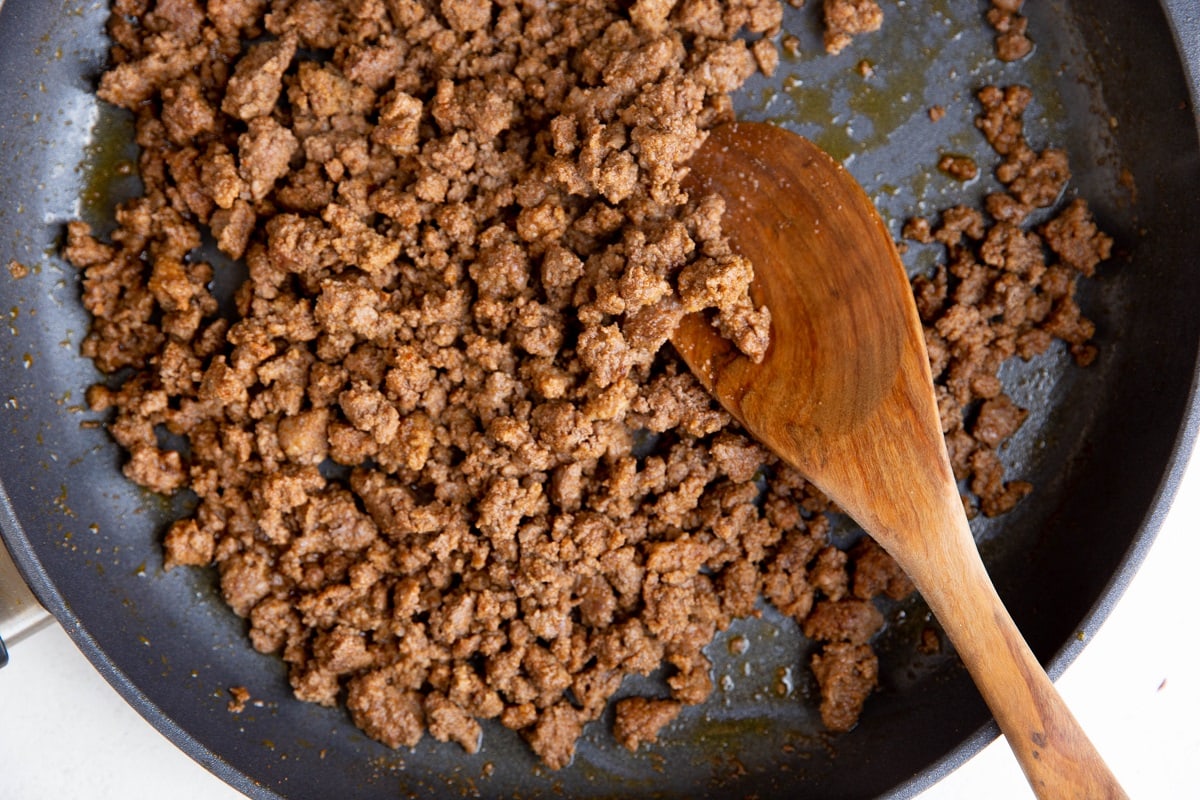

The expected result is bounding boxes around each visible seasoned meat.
[613,697,683,752]
[903,85,1112,517]
[68,1,1112,768]
[811,642,878,732]
[822,0,884,55]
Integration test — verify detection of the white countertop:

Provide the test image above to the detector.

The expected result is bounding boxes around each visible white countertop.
[2,455,1198,800]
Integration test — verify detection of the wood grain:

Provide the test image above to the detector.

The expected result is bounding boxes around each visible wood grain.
[675,122,1127,799]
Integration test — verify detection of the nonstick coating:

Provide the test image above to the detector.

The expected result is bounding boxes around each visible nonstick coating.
[1,2,1197,798]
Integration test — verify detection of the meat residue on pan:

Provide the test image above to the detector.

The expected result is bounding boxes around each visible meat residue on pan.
[64,0,1111,769]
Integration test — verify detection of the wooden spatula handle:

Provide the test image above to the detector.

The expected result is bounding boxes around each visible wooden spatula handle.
[908,517,1129,800]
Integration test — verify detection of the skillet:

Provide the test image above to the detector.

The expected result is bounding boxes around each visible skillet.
[1,1,1198,798]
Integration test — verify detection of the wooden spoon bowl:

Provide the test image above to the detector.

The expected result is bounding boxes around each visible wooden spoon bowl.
[674,122,1126,800]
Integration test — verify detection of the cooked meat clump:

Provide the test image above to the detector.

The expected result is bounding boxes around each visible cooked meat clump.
[822,0,884,55]
[986,0,1034,63]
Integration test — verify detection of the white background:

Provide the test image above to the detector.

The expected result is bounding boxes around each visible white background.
[2,452,1198,799]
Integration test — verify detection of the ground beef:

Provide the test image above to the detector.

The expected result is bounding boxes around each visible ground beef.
[850,538,914,601]
[613,696,683,751]
[938,153,979,182]
[906,84,1112,517]
[987,0,1034,63]
[802,599,884,645]
[227,685,251,713]
[525,703,585,770]
[822,0,883,55]
[346,669,426,749]
[811,642,877,732]
[71,1,1111,770]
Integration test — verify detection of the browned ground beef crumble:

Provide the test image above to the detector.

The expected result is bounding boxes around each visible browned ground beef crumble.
[821,0,883,55]
[986,0,1034,63]
[67,0,1111,768]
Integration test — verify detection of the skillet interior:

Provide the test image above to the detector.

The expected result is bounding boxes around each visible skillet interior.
[0,1,1197,798]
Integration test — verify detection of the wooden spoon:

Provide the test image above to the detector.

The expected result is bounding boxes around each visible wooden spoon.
[675,121,1127,800]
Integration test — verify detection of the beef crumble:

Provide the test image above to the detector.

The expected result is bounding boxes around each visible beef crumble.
[822,0,884,55]
[68,0,1112,768]
[987,0,1034,63]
